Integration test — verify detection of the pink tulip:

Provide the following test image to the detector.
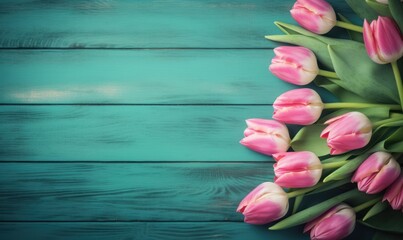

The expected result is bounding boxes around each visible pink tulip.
[240,119,290,156]
[273,151,322,188]
[383,173,403,211]
[237,182,289,224]
[269,46,319,85]
[304,203,356,240]
[290,0,337,34]
[352,152,401,194]
[320,112,372,155]
[273,88,324,125]
[363,16,403,64]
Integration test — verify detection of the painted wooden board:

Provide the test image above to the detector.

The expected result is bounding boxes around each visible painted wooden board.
[0,222,309,240]
[0,222,375,240]
[0,163,274,221]
[0,49,301,104]
[0,105,301,161]
[0,0,356,48]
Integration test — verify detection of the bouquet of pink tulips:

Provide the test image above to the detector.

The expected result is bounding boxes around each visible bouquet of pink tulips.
[237,0,403,239]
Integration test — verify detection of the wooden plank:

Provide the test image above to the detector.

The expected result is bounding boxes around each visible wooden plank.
[0,222,374,240]
[0,163,274,221]
[0,105,296,161]
[0,222,309,240]
[0,0,356,48]
[0,49,314,104]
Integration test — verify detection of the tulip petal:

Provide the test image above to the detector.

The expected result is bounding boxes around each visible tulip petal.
[364,16,403,64]
[351,153,386,182]
[270,46,319,85]
[290,0,336,34]
[270,61,312,85]
[366,161,401,194]
[275,170,320,188]
[237,182,289,225]
[326,133,370,154]
[363,19,383,64]
[376,17,403,63]
[240,133,289,156]
[273,88,323,125]
[383,174,403,210]
[311,214,355,240]
[245,119,287,135]
[305,204,355,240]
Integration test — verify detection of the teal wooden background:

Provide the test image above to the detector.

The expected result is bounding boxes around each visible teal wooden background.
[0,0,372,239]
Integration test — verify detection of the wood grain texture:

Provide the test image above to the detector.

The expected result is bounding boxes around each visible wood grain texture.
[0,222,309,240]
[0,222,375,240]
[0,0,357,48]
[0,105,296,161]
[0,49,304,104]
[0,162,274,221]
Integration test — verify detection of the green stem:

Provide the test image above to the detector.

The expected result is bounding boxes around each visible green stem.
[321,161,348,170]
[392,61,403,111]
[270,189,363,230]
[335,21,363,32]
[323,102,401,110]
[353,197,382,213]
[373,116,403,128]
[286,182,324,198]
[318,69,338,79]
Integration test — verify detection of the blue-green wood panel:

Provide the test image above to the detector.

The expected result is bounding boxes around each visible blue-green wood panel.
[0,222,309,240]
[0,105,287,161]
[0,0,355,48]
[0,49,298,104]
[0,222,375,240]
[0,163,273,221]
[0,0,373,239]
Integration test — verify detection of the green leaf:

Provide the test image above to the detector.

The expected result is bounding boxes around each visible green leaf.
[346,0,378,20]
[389,0,403,33]
[386,141,403,152]
[272,22,348,46]
[363,201,388,221]
[314,77,368,102]
[319,107,391,125]
[269,189,364,230]
[384,127,403,152]
[265,34,334,69]
[323,153,371,182]
[373,231,403,240]
[307,178,351,195]
[291,124,329,156]
[361,208,403,233]
[292,195,304,214]
[328,44,399,104]
[366,0,392,16]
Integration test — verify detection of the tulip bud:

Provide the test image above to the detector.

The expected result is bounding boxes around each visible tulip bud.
[352,152,401,194]
[304,203,356,240]
[383,172,403,211]
[321,112,372,155]
[240,119,290,156]
[273,151,322,188]
[269,46,319,85]
[273,88,324,125]
[363,16,403,64]
[290,0,337,34]
[237,182,289,224]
